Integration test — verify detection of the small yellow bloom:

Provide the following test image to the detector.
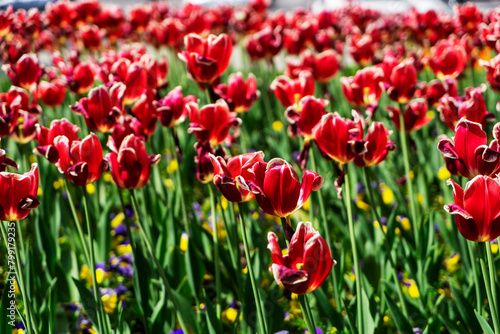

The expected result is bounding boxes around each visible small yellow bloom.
[272,120,283,132]
[37,187,42,196]
[101,291,118,314]
[445,253,460,273]
[103,173,113,182]
[86,183,95,195]
[380,183,394,204]
[427,110,435,120]
[438,166,451,181]
[223,307,238,324]
[252,211,259,220]
[383,315,391,325]
[116,243,132,256]
[166,159,178,174]
[409,171,414,180]
[111,213,125,228]
[395,227,401,235]
[164,178,175,191]
[491,242,499,254]
[400,217,411,231]
[180,232,189,252]
[291,293,299,300]
[220,197,228,210]
[417,193,424,205]
[356,198,370,211]
[242,266,248,274]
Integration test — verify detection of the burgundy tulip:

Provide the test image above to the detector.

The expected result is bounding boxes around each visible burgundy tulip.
[39,79,67,108]
[353,122,396,167]
[34,118,80,164]
[2,53,42,90]
[387,99,431,132]
[270,71,315,108]
[156,86,197,128]
[214,72,259,113]
[0,163,39,221]
[385,58,418,104]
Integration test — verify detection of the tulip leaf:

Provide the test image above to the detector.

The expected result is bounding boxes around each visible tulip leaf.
[450,285,481,333]
[171,288,198,333]
[384,291,413,334]
[0,272,14,334]
[72,277,100,332]
[203,290,222,334]
[438,313,469,334]
[474,310,495,334]
[361,289,375,334]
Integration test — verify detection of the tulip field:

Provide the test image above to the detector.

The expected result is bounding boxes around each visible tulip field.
[2,0,500,333]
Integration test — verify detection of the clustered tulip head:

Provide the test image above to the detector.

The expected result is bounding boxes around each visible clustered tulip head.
[0,163,39,221]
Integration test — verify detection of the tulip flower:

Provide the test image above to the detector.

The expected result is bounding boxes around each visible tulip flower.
[354,122,396,168]
[106,134,160,189]
[34,118,80,164]
[349,33,376,66]
[210,151,265,202]
[68,62,96,95]
[270,71,315,108]
[156,86,197,128]
[386,99,431,132]
[39,79,67,107]
[238,158,323,218]
[313,111,364,165]
[428,36,467,79]
[418,79,457,107]
[286,96,327,140]
[10,111,38,144]
[0,96,21,137]
[480,54,500,93]
[71,84,124,133]
[2,53,42,90]
[54,133,108,187]
[130,89,159,137]
[0,86,31,112]
[194,141,222,184]
[188,99,241,146]
[267,221,335,294]
[341,66,384,115]
[437,86,494,131]
[0,163,39,221]
[179,33,233,86]
[123,62,149,105]
[285,49,340,83]
[214,72,259,113]
[438,119,500,179]
[444,175,500,242]
[244,26,283,62]
[80,24,101,51]
[0,145,17,172]
[385,59,417,104]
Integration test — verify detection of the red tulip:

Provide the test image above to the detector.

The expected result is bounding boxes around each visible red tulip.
[34,118,80,164]
[123,62,148,105]
[188,99,241,146]
[0,144,17,172]
[445,176,500,242]
[286,96,327,141]
[210,151,265,203]
[244,26,283,62]
[270,71,315,108]
[39,79,66,107]
[130,89,159,137]
[428,36,467,79]
[267,221,334,294]
[106,134,160,189]
[438,119,500,179]
[349,33,375,66]
[341,66,384,110]
[455,3,483,35]
[2,53,42,90]
[0,96,21,137]
[285,49,340,83]
[0,163,39,221]
[194,141,217,184]
[354,122,396,167]
[214,72,259,113]
[71,84,124,133]
[80,24,101,51]
[54,133,108,187]
[385,59,417,104]
[479,54,500,93]
[418,79,457,107]
[0,87,31,112]
[69,62,96,95]
[238,158,323,217]
[10,111,38,144]
[387,99,431,132]
[179,33,233,86]
[437,86,493,131]
[156,86,197,128]
[313,112,364,165]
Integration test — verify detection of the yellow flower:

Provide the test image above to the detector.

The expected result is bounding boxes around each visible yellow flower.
[438,166,451,181]
[101,290,118,314]
[116,243,132,256]
[86,183,95,195]
[272,120,283,132]
[111,213,125,228]
[103,173,113,182]
[380,183,394,204]
[427,110,435,120]
[37,187,42,196]
[491,242,499,254]
[180,232,189,252]
[445,253,460,273]
[403,279,420,299]
[222,307,238,324]
[166,159,178,174]
[417,193,424,205]
[398,216,411,231]
[356,196,370,211]
[164,178,175,191]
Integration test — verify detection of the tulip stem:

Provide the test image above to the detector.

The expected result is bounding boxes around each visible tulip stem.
[129,189,190,333]
[310,146,340,312]
[344,164,363,333]
[82,189,108,334]
[362,167,408,318]
[299,294,317,334]
[280,217,290,247]
[467,241,482,313]
[63,180,91,265]
[205,83,213,104]
[238,203,268,334]
[478,242,500,333]
[398,106,419,249]
[207,184,222,320]
[486,243,499,320]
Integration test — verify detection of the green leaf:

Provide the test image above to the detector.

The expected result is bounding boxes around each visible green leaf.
[474,310,495,334]
[72,278,100,331]
[384,291,413,334]
[204,290,222,334]
[361,289,375,334]
[0,272,14,334]
[450,285,481,333]
[171,289,198,333]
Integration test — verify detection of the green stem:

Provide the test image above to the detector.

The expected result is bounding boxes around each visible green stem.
[362,168,408,318]
[205,83,212,104]
[344,164,363,333]
[478,242,500,333]
[467,241,482,313]
[208,184,222,320]
[486,243,499,319]
[398,105,418,248]
[298,294,317,334]
[82,189,107,334]
[63,180,90,265]
[130,190,190,333]
[280,217,290,247]
[309,147,341,312]
[238,203,268,334]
